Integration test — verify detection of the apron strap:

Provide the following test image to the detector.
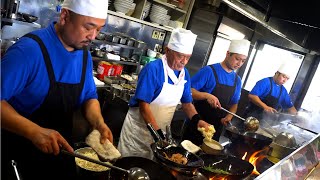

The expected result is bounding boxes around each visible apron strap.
[210,65,220,86]
[79,48,88,91]
[268,77,274,97]
[210,65,238,95]
[23,33,55,88]
[268,77,283,100]
[23,33,88,91]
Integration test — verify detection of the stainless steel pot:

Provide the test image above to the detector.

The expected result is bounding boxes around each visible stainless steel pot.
[96,32,106,40]
[134,40,146,49]
[268,142,297,160]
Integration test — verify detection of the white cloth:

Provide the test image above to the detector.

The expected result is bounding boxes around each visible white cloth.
[228,39,250,56]
[167,28,197,54]
[86,130,121,161]
[118,57,186,159]
[62,0,108,19]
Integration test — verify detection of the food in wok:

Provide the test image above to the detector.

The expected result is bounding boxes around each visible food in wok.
[164,152,188,165]
[203,165,231,175]
[75,147,111,172]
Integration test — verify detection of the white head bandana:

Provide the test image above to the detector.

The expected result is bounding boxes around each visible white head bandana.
[167,28,197,54]
[228,39,251,56]
[62,0,109,19]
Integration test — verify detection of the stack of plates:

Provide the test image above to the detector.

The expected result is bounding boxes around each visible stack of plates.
[141,1,152,20]
[114,0,136,14]
[149,4,171,25]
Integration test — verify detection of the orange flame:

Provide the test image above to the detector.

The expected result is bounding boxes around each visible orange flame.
[245,149,267,175]
[209,176,228,180]
[170,170,178,177]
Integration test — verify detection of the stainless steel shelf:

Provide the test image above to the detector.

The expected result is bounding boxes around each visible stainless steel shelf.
[92,57,139,66]
[1,18,41,28]
[153,0,187,14]
[107,10,173,32]
[92,39,139,50]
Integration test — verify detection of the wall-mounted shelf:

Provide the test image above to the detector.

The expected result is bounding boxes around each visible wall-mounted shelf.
[92,57,139,66]
[93,39,140,50]
[107,10,174,32]
[153,0,187,14]
[1,18,41,28]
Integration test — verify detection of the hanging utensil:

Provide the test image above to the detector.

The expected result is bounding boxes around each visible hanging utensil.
[61,150,150,180]
[221,107,259,132]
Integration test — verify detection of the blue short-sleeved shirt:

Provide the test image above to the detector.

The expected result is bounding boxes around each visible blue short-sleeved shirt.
[249,77,294,109]
[191,63,242,105]
[129,59,192,107]
[1,22,97,116]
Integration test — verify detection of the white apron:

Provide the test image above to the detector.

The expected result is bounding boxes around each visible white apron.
[118,56,186,159]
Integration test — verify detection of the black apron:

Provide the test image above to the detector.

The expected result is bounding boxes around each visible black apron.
[245,77,283,119]
[183,65,238,145]
[2,33,88,180]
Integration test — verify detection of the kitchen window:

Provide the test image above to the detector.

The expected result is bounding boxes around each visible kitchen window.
[206,36,231,65]
[242,43,304,93]
[301,66,320,112]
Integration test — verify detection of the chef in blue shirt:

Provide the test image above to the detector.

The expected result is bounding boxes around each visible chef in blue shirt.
[1,0,113,179]
[118,28,212,159]
[245,63,297,119]
[182,39,251,144]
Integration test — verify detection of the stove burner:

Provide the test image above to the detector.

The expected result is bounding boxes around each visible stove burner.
[223,142,275,176]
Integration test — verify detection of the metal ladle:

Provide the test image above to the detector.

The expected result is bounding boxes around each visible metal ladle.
[220,107,260,132]
[61,150,150,180]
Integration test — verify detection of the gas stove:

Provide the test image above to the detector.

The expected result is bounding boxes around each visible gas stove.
[223,142,275,176]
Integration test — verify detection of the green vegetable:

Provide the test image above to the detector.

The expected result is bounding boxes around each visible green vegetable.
[203,165,231,175]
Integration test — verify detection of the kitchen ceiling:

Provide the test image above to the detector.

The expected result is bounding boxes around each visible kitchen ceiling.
[222,0,320,53]
[241,0,319,29]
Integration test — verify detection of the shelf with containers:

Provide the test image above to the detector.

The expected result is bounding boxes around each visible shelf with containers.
[109,0,195,29]
[90,33,146,80]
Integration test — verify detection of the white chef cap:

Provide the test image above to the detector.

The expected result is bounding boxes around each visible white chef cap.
[228,39,251,56]
[62,0,108,19]
[277,62,293,78]
[167,28,197,54]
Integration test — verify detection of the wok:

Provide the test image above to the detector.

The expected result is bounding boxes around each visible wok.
[151,142,204,173]
[225,123,273,150]
[198,154,253,179]
[110,156,175,180]
[147,123,203,173]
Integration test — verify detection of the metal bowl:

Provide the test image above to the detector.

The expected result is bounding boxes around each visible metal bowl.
[96,32,106,40]
[201,139,224,155]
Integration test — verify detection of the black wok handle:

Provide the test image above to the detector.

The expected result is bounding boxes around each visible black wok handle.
[166,125,172,142]
[288,123,318,134]
[147,123,162,142]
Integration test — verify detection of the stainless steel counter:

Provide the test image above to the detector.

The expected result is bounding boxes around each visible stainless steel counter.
[256,133,320,179]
